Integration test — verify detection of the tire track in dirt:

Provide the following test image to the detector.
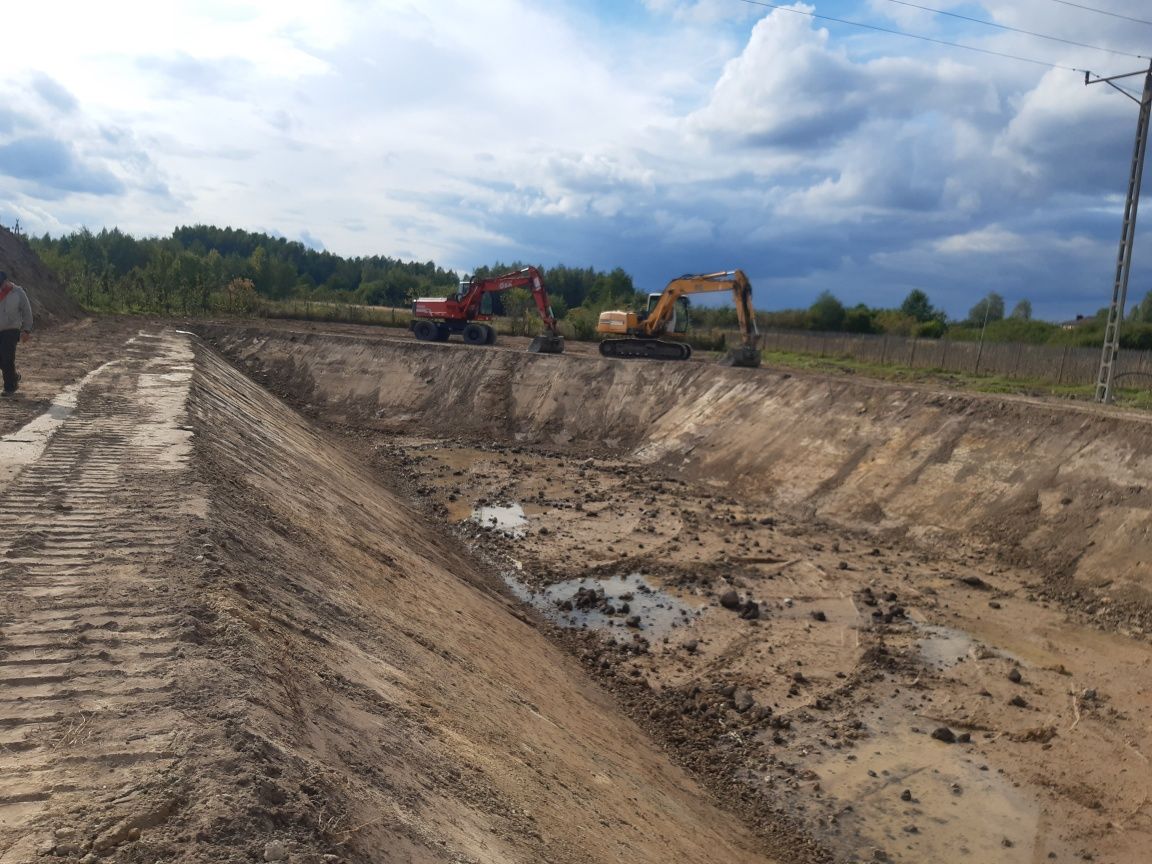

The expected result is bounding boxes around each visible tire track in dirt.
[0,331,201,860]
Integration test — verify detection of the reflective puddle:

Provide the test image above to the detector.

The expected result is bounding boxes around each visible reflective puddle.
[472,503,529,538]
[916,622,1016,670]
[505,572,701,635]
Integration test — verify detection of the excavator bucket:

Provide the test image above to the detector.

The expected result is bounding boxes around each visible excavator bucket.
[719,345,761,368]
[527,334,565,354]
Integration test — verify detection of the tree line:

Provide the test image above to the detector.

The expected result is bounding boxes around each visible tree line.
[27,223,1152,349]
[28,226,652,323]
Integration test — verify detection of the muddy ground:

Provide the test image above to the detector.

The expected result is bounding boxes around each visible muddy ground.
[348,433,1152,864]
[3,317,1151,864]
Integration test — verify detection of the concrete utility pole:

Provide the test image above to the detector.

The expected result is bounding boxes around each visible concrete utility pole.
[1086,61,1152,404]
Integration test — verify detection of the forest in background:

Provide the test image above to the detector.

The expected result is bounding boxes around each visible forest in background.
[25,223,1152,348]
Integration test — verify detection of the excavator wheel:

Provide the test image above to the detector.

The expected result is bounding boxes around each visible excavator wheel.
[463,323,488,345]
[412,320,437,342]
[484,325,497,344]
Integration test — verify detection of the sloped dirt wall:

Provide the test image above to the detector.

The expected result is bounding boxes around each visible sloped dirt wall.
[203,326,1152,628]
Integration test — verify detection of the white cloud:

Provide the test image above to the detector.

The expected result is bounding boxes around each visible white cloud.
[0,0,1148,319]
[935,226,1026,254]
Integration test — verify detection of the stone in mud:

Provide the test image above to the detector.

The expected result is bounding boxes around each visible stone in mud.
[810,610,827,622]
[681,639,699,654]
[733,688,755,713]
[1008,667,1022,684]
[931,726,956,744]
[739,601,760,620]
[625,615,641,628]
[1008,695,1028,708]
[719,590,741,610]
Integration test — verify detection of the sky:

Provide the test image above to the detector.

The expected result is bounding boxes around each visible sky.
[1,0,1151,321]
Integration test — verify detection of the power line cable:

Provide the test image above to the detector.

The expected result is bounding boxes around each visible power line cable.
[881,0,1145,59]
[1046,0,1152,28]
[734,0,1087,71]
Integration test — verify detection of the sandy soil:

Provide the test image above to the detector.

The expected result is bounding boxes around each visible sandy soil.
[2,322,781,864]
[360,435,1152,863]
[202,317,1152,862]
[4,315,1151,864]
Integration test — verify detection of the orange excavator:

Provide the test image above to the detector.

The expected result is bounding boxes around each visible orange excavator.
[410,266,565,354]
[596,270,760,367]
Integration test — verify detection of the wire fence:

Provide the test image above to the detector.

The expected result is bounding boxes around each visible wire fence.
[755,329,1152,388]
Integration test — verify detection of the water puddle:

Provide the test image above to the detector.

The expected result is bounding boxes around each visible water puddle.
[472,503,528,537]
[505,572,701,635]
[0,361,118,486]
[916,622,1014,670]
[815,705,1047,863]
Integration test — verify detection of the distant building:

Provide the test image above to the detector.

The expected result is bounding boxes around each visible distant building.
[1060,315,1096,330]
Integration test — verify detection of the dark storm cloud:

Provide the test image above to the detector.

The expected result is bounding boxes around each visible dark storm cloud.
[0,136,123,197]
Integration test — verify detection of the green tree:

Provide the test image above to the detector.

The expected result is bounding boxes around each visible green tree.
[900,289,939,323]
[502,286,534,335]
[1133,290,1152,323]
[843,303,876,333]
[968,292,1005,325]
[808,291,846,331]
[1009,299,1032,321]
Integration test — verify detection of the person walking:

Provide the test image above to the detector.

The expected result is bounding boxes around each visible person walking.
[0,270,33,397]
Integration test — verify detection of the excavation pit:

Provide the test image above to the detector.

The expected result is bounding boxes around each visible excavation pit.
[7,318,1151,864]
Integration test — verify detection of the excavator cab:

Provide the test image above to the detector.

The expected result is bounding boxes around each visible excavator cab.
[645,294,689,335]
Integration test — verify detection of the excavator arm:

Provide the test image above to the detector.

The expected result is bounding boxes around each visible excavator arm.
[643,271,758,349]
[461,267,564,352]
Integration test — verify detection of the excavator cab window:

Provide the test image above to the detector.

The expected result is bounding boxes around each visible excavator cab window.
[643,293,690,333]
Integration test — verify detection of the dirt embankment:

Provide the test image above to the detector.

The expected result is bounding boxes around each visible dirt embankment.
[2,329,782,863]
[202,325,1152,630]
[0,227,82,328]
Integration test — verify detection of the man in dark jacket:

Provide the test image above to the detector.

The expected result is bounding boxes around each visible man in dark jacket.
[0,270,34,396]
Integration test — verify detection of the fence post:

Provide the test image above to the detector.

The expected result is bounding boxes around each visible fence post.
[881,336,888,365]
[1057,344,1069,385]
[909,338,917,368]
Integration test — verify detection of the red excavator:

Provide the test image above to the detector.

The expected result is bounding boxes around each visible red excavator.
[409,266,565,354]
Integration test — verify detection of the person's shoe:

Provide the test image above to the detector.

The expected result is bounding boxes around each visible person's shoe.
[1,390,14,398]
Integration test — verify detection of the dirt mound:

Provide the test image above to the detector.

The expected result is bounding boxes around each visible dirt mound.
[0,226,82,328]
